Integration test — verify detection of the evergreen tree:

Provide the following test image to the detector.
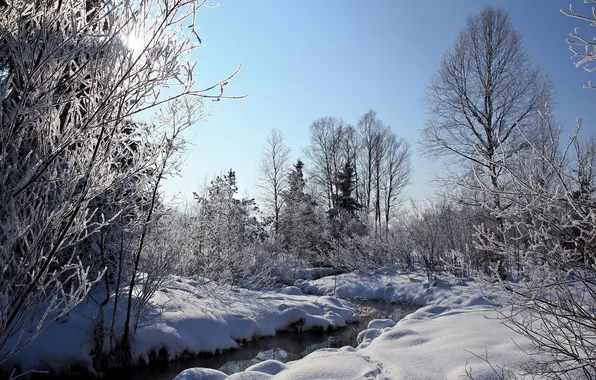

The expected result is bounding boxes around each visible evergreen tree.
[327,162,365,239]
[278,160,323,263]
[334,162,362,214]
[193,170,264,277]
[287,160,307,197]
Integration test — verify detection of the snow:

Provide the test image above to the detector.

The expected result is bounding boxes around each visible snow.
[361,305,530,379]
[276,286,303,296]
[243,349,384,380]
[294,269,499,307]
[3,277,357,374]
[8,269,537,379]
[174,368,229,380]
[367,319,396,330]
[187,270,535,379]
[243,360,286,375]
[287,267,338,281]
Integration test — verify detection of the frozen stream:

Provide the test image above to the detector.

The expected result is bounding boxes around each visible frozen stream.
[100,299,419,380]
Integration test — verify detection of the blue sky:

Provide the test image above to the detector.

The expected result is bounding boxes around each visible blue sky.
[163,0,596,205]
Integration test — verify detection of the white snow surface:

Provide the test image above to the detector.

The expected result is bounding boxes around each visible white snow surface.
[3,276,357,374]
[178,270,536,379]
[288,267,338,281]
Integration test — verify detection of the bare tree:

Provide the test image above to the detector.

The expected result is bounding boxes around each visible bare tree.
[357,110,385,216]
[122,99,201,354]
[372,126,389,232]
[422,7,552,204]
[383,134,411,234]
[422,7,552,278]
[305,117,346,208]
[257,129,290,232]
[0,0,244,364]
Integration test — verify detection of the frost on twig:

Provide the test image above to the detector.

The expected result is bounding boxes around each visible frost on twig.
[0,0,245,364]
[476,116,596,377]
[561,1,596,88]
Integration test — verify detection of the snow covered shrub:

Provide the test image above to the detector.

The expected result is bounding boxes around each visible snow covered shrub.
[226,244,301,289]
[0,0,242,366]
[188,171,271,285]
[404,200,484,280]
[468,3,596,372]
[407,201,447,280]
[477,120,596,376]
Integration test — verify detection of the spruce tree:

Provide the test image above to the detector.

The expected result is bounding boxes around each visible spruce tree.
[278,160,322,263]
[332,162,362,215]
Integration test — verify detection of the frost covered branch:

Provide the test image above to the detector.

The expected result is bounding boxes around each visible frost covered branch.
[0,0,244,365]
[562,1,596,88]
[476,119,596,377]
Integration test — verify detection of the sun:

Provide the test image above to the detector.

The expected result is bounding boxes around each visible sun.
[124,31,145,56]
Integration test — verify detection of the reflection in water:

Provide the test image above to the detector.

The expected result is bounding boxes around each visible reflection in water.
[63,300,418,380]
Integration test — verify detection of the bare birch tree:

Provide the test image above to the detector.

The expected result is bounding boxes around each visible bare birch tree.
[305,117,346,208]
[421,6,552,278]
[422,7,552,202]
[383,134,411,234]
[357,110,385,216]
[257,129,290,232]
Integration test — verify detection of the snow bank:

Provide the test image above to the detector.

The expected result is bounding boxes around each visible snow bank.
[287,267,338,281]
[244,348,383,380]
[294,269,499,307]
[209,271,534,379]
[361,305,531,379]
[4,278,357,374]
[174,368,229,380]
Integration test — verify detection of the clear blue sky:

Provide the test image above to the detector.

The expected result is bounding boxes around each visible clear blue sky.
[162,0,596,205]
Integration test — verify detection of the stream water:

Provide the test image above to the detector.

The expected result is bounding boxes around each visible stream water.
[101,299,419,380]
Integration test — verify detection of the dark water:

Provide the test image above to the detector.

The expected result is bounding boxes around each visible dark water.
[36,300,418,380]
[103,299,418,380]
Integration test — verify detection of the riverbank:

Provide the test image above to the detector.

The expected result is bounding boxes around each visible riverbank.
[176,270,536,379]
[96,299,416,380]
[2,276,358,376]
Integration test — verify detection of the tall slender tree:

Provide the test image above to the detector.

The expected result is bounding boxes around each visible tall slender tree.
[305,117,347,208]
[278,160,321,263]
[357,110,385,215]
[257,128,290,233]
[383,134,411,234]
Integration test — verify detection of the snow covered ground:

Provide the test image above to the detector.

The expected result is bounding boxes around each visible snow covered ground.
[286,267,339,282]
[2,276,357,375]
[5,270,538,379]
[175,270,536,380]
